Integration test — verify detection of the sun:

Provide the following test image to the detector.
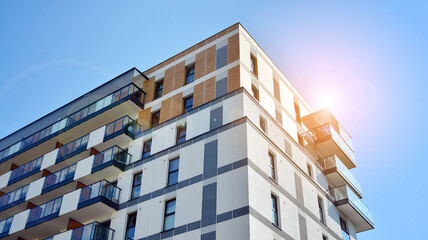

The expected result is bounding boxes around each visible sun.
[320,93,337,111]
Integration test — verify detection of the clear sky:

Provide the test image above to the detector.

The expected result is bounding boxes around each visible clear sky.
[0,1,427,239]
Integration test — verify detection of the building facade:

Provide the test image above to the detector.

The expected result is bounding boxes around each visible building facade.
[0,23,374,240]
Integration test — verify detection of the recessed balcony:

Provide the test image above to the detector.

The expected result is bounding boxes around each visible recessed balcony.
[2,180,120,240]
[302,109,356,169]
[0,69,145,174]
[43,221,114,240]
[329,185,374,232]
[317,155,362,198]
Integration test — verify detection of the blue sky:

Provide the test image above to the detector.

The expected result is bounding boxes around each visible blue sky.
[1,1,427,239]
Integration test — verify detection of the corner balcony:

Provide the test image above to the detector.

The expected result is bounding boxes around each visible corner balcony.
[302,109,356,169]
[44,221,114,240]
[0,69,145,173]
[2,180,120,240]
[329,185,374,232]
[317,155,362,198]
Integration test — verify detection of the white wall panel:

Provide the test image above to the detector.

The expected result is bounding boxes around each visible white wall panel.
[9,209,30,234]
[26,177,45,200]
[87,126,106,149]
[41,148,59,170]
[74,156,94,180]
[59,189,81,215]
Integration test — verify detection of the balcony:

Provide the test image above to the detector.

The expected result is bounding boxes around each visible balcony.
[2,180,120,239]
[0,216,13,238]
[44,221,114,240]
[91,146,131,180]
[329,186,374,232]
[302,109,356,169]
[42,164,77,194]
[317,155,362,198]
[0,76,145,172]
[8,156,43,186]
[0,185,29,212]
[56,134,89,164]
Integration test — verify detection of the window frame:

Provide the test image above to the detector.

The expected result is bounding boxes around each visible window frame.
[318,196,325,223]
[250,53,258,77]
[271,194,279,227]
[142,139,152,159]
[125,212,137,240]
[183,95,193,113]
[167,158,179,186]
[176,124,187,144]
[268,152,276,180]
[130,172,142,200]
[154,80,164,100]
[163,199,176,231]
[260,116,267,133]
[151,111,160,128]
[185,65,195,85]
[251,84,260,101]
[307,163,313,179]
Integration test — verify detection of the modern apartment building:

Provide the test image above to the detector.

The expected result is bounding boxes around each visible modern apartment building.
[0,23,374,240]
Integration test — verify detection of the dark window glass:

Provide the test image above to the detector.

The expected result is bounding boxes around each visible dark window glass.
[126,212,137,240]
[323,235,328,240]
[167,158,179,186]
[216,46,228,69]
[185,66,195,85]
[151,111,160,127]
[307,163,313,178]
[340,218,350,240]
[183,96,193,113]
[164,199,176,231]
[271,194,279,226]
[260,117,267,133]
[154,81,164,100]
[142,139,152,158]
[252,85,260,101]
[250,54,258,76]
[269,152,276,180]
[131,173,142,199]
[176,125,186,144]
[318,196,325,223]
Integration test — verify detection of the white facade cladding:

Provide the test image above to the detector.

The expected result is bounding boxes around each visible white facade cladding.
[0,23,373,240]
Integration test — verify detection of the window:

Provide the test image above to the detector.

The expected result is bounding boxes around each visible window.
[322,235,328,240]
[176,124,186,144]
[183,96,193,113]
[154,80,164,100]
[268,152,276,180]
[307,163,313,179]
[271,194,279,226]
[340,218,350,240]
[167,158,179,186]
[185,65,195,85]
[131,172,142,199]
[163,199,176,231]
[151,111,160,127]
[260,117,267,133]
[294,102,301,124]
[250,53,258,77]
[216,45,228,69]
[251,84,259,101]
[142,139,152,158]
[125,212,137,240]
[318,196,325,223]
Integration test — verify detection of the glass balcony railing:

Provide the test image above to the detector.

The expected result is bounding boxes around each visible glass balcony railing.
[0,216,13,237]
[317,155,362,195]
[0,184,29,211]
[308,124,355,162]
[56,134,89,162]
[78,180,120,208]
[71,222,114,240]
[329,186,374,225]
[92,146,131,171]
[9,156,43,184]
[0,83,145,164]
[104,116,142,141]
[26,196,62,228]
[42,163,77,193]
